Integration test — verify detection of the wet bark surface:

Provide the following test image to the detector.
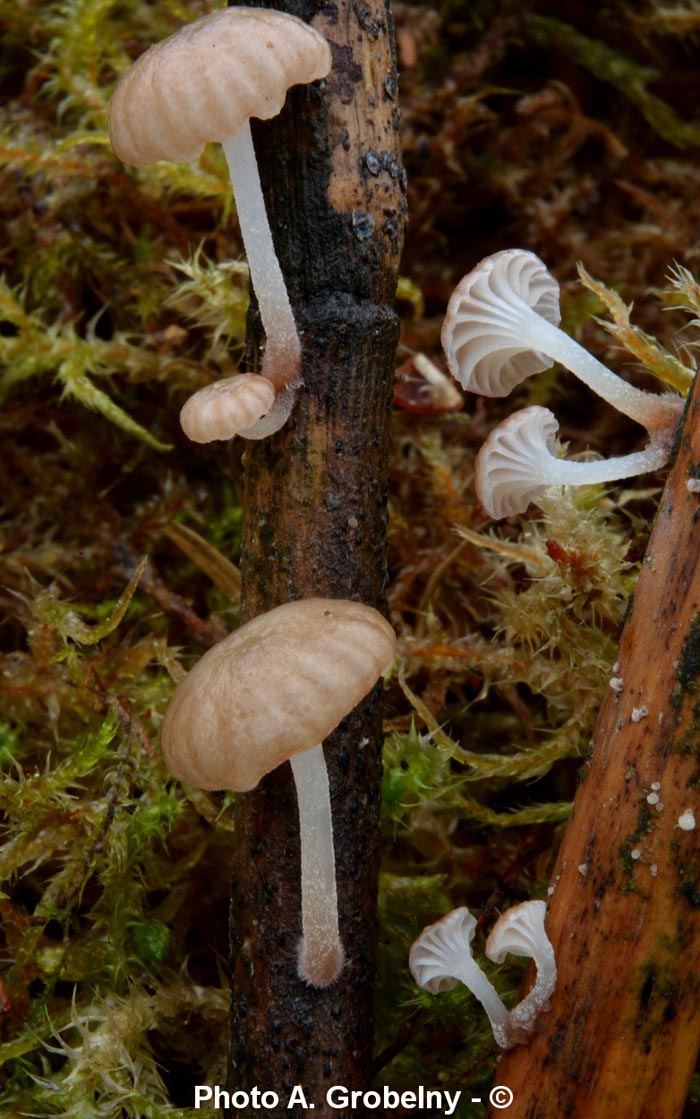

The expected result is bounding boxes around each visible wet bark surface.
[226,2,406,1116]
[490,376,700,1119]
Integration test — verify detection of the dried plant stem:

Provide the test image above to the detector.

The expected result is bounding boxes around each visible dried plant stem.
[490,376,700,1119]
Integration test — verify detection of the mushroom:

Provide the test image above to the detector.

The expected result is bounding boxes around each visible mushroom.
[475,405,673,519]
[410,902,557,1048]
[441,249,682,443]
[485,900,557,1044]
[109,8,332,440]
[179,373,275,443]
[409,907,511,1048]
[161,598,396,987]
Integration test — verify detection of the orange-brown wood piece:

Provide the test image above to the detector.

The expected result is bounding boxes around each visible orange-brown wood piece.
[490,376,700,1118]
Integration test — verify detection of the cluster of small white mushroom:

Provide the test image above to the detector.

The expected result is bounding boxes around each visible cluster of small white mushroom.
[109,7,333,443]
[441,249,684,519]
[409,900,557,1049]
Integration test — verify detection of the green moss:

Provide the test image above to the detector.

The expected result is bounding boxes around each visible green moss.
[3,0,700,1110]
[527,15,700,148]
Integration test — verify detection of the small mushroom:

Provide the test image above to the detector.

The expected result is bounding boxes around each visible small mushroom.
[179,374,276,443]
[409,907,511,1048]
[410,902,557,1048]
[161,598,396,987]
[109,8,332,439]
[441,249,682,443]
[485,900,557,1044]
[475,405,672,519]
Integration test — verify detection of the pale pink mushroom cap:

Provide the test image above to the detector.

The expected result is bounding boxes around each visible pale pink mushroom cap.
[409,907,468,994]
[441,249,561,397]
[485,900,552,965]
[161,598,396,792]
[109,8,332,164]
[179,374,276,443]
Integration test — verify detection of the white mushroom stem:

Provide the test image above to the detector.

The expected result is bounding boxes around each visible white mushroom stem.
[527,438,671,488]
[445,957,511,1047]
[222,122,301,436]
[289,744,344,988]
[499,298,680,437]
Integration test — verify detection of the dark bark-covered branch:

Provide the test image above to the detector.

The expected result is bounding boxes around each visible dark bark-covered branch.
[226,3,406,1116]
